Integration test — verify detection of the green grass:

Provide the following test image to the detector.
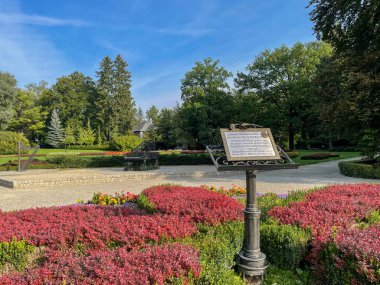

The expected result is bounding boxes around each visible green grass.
[292,150,361,165]
[0,149,105,165]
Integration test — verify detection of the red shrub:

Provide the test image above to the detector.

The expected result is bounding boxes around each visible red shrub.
[142,185,244,225]
[0,206,197,250]
[268,184,380,281]
[0,244,201,285]
[269,184,380,243]
[334,226,380,283]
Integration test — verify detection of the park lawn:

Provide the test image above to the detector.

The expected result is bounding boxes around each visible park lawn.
[293,150,361,165]
[0,148,106,165]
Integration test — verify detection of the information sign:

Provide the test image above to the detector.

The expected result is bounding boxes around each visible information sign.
[220,128,280,161]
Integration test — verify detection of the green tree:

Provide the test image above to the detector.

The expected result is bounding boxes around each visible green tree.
[112,54,136,134]
[47,109,64,148]
[309,0,379,57]
[77,120,95,145]
[0,72,17,130]
[309,0,380,155]
[95,56,114,138]
[146,105,160,124]
[9,90,47,141]
[235,42,332,150]
[64,124,76,146]
[25,80,48,97]
[136,107,145,125]
[156,107,180,149]
[180,58,234,147]
[39,72,96,127]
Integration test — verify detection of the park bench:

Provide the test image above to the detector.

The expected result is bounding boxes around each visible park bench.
[124,151,159,171]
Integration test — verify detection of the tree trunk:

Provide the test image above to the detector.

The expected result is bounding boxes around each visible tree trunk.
[289,123,295,150]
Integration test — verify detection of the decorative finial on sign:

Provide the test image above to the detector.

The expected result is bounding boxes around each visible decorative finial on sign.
[229,123,263,130]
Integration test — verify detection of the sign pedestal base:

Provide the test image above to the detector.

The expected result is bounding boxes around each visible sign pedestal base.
[236,170,268,284]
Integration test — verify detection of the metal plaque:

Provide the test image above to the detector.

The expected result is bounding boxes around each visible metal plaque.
[220,128,281,161]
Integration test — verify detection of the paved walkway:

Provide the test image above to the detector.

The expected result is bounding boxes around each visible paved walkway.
[0,158,378,211]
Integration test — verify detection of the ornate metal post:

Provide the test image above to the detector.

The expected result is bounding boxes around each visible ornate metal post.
[236,170,268,284]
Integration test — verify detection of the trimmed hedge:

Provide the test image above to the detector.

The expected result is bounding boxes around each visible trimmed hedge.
[338,160,380,179]
[158,153,212,165]
[261,220,311,270]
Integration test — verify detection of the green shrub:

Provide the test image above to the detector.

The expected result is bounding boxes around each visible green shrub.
[184,221,245,285]
[258,193,283,221]
[158,153,212,165]
[45,155,124,168]
[264,265,309,285]
[338,160,380,179]
[286,151,300,158]
[0,239,34,273]
[0,131,29,155]
[110,135,143,151]
[137,194,156,213]
[46,155,88,168]
[67,144,110,151]
[321,243,357,285]
[261,219,311,270]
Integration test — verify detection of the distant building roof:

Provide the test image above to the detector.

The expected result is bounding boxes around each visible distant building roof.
[132,121,153,132]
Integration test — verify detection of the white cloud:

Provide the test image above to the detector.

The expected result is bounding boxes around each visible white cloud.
[0,13,90,27]
[0,4,74,86]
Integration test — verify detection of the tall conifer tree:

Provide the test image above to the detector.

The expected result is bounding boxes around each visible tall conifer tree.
[47,109,64,148]
[112,54,136,134]
[95,56,114,139]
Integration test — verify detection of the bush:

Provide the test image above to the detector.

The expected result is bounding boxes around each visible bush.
[184,221,245,285]
[261,220,311,270]
[45,155,124,168]
[300,152,339,160]
[0,239,34,273]
[0,244,201,285]
[0,206,197,250]
[264,265,309,285]
[285,151,300,158]
[322,226,380,285]
[158,153,212,165]
[269,184,380,282]
[141,185,244,225]
[0,132,29,155]
[110,135,143,151]
[67,144,110,150]
[338,160,380,179]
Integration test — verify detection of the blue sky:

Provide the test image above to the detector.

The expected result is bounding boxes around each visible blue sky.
[0,0,315,111]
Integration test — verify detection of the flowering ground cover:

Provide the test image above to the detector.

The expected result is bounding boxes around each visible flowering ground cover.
[141,185,244,225]
[1,183,378,284]
[0,206,196,250]
[269,183,380,284]
[0,244,201,285]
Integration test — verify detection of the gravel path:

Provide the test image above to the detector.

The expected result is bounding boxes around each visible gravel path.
[0,158,378,211]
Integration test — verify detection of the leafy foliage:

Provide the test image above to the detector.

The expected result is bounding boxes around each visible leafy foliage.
[141,185,244,225]
[0,131,29,155]
[0,244,201,285]
[110,134,143,151]
[0,72,17,130]
[0,239,34,273]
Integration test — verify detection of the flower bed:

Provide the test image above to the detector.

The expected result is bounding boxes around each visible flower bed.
[141,185,244,225]
[268,184,380,283]
[0,206,196,250]
[0,244,201,285]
